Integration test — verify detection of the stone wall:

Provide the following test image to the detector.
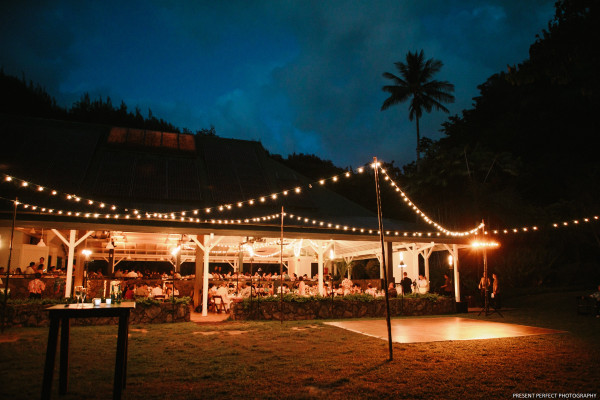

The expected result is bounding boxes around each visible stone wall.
[0,302,190,328]
[1,277,195,299]
[3,277,383,300]
[231,296,455,320]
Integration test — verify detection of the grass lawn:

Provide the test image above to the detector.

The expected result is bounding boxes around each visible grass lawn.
[0,290,598,399]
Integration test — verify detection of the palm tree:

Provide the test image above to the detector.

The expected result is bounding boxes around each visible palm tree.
[381,50,455,163]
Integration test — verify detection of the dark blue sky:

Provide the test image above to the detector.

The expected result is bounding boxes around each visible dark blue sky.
[1,0,555,168]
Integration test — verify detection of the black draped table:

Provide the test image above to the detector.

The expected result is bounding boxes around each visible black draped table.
[41,302,135,400]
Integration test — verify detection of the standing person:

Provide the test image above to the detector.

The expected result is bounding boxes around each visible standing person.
[417,274,429,294]
[491,273,501,309]
[341,276,353,295]
[478,274,490,307]
[440,273,453,296]
[28,272,46,299]
[400,272,412,295]
[38,257,46,273]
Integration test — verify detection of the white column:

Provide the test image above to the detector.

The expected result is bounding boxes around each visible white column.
[376,252,384,279]
[202,234,210,317]
[422,245,434,281]
[412,251,419,278]
[65,230,76,298]
[452,244,460,302]
[317,250,324,295]
[52,229,93,298]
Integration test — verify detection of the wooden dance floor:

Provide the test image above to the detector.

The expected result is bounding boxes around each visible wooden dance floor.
[325,317,564,343]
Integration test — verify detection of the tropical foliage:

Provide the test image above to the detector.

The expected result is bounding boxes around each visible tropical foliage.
[381,50,455,162]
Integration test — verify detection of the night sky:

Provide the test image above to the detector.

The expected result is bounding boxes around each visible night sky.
[0,1,555,168]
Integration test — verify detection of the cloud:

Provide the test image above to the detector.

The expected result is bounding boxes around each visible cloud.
[0,0,556,168]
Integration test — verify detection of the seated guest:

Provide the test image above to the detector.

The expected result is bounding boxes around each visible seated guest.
[28,272,45,299]
[365,283,378,297]
[297,276,306,296]
[239,283,251,298]
[126,270,138,278]
[114,269,124,278]
[151,284,163,297]
[135,284,149,297]
[124,285,135,300]
[215,283,231,311]
[388,283,398,298]
[24,262,36,275]
[14,267,23,275]
[333,284,343,296]
[165,283,179,296]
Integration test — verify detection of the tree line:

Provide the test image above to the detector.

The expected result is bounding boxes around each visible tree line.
[0,70,215,136]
